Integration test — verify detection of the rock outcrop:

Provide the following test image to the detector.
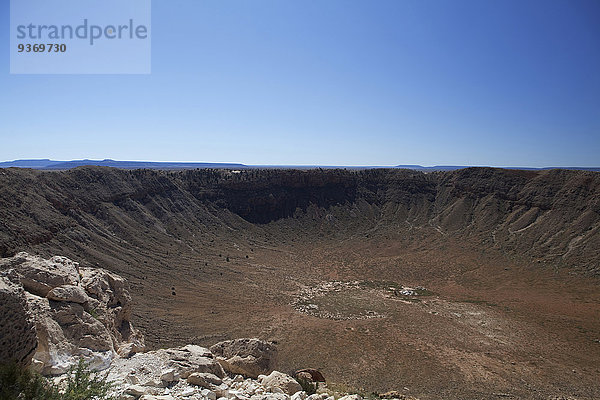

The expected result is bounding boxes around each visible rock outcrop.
[4,253,81,297]
[0,270,38,366]
[0,252,145,375]
[210,338,277,379]
[78,266,145,358]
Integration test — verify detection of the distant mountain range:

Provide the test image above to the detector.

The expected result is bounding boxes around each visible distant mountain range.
[0,159,599,171]
[0,159,246,170]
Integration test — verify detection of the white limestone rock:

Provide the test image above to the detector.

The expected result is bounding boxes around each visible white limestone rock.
[0,253,146,375]
[125,384,149,396]
[261,371,302,396]
[1,253,81,297]
[338,395,362,400]
[187,372,222,388]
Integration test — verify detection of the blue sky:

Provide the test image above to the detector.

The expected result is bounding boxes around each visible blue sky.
[1,0,599,167]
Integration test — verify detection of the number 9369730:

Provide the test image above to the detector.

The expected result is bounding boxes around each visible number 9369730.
[17,43,67,53]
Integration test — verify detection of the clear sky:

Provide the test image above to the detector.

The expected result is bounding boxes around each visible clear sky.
[1,0,599,167]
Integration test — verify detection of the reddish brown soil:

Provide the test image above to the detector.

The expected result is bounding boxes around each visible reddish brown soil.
[152,234,600,400]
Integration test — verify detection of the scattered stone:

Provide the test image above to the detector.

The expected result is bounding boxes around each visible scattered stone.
[142,379,163,388]
[547,397,580,400]
[380,391,401,399]
[180,387,196,397]
[250,394,289,400]
[125,384,148,396]
[213,383,230,398]
[292,281,392,320]
[291,391,307,400]
[160,368,179,383]
[119,342,146,358]
[108,344,225,397]
[187,372,222,388]
[339,395,362,400]
[201,388,217,400]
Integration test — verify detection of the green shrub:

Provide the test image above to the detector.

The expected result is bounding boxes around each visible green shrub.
[88,308,100,319]
[62,358,114,400]
[0,359,114,400]
[0,361,58,400]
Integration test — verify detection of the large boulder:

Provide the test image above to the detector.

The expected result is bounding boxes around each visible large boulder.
[47,284,93,304]
[161,345,225,378]
[259,371,302,395]
[0,271,38,366]
[0,253,145,375]
[210,338,277,378]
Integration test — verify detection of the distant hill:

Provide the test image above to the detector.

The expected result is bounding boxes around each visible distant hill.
[395,164,600,171]
[0,159,67,169]
[0,159,248,170]
[0,159,599,171]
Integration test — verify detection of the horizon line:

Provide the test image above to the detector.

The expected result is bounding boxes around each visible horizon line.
[1,158,599,171]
